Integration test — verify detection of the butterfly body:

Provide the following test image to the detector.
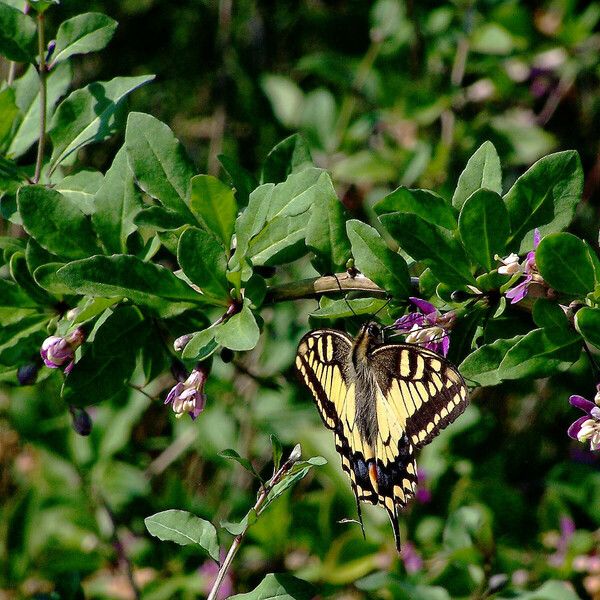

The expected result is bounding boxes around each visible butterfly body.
[295,321,468,552]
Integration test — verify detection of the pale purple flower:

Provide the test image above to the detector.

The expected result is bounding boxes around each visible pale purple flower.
[200,551,232,599]
[548,516,575,567]
[498,229,541,304]
[40,328,85,374]
[415,468,431,504]
[401,541,423,573]
[164,367,207,420]
[568,388,600,451]
[394,297,453,357]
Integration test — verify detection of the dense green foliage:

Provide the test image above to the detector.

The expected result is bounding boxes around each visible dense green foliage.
[2,1,600,599]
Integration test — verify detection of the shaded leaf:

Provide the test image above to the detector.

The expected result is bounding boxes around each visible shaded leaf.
[125,112,196,219]
[459,336,524,387]
[55,255,203,309]
[261,134,312,184]
[575,307,600,350]
[49,75,154,169]
[17,185,102,259]
[0,2,36,62]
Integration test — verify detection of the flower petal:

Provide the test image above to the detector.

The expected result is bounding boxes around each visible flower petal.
[394,313,425,332]
[505,278,530,304]
[409,297,438,316]
[533,228,541,248]
[568,416,591,440]
[569,395,596,414]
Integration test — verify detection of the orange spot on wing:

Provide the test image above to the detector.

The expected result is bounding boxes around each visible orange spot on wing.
[369,463,379,493]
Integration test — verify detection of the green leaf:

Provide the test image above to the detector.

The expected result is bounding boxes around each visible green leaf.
[93,146,143,253]
[55,170,103,214]
[9,252,53,305]
[458,189,510,270]
[379,213,474,287]
[0,88,19,152]
[247,213,308,267]
[177,227,229,303]
[305,172,350,272]
[8,62,72,158]
[532,298,570,330]
[536,232,595,295]
[134,206,187,231]
[220,448,262,480]
[261,134,312,184]
[346,219,411,299]
[49,75,154,170]
[229,573,316,600]
[62,351,137,406]
[270,435,283,473]
[189,175,237,249]
[497,327,581,380]
[265,167,323,221]
[575,307,600,350]
[144,510,220,563]
[459,336,524,387]
[219,153,257,207]
[17,185,102,259]
[311,296,388,319]
[504,151,583,252]
[452,141,502,210]
[55,255,203,308]
[125,112,195,219]
[221,510,258,536]
[215,299,260,351]
[51,12,118,65]
[374,187,456,230]
[0,277,38,308]
[181,325,220,361]
[0,2,36,62]
[91,306,145,358]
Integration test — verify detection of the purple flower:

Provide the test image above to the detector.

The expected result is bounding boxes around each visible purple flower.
[401,541,423,573]
[394,297,453,357]
[497,229,541,304]
[165,367,208,420]
[568,389,600,451]
[40,328,85,374]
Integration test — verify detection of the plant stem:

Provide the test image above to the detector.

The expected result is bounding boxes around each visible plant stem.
[206,455,295,600]
[265,272,390,303]
[33,11,47,184]
[7,61,17,86]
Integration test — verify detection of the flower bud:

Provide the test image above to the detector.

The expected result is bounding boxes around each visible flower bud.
[70,407,93,436]
[174,333,193,352]
[287,443,302,464]
[17,363,38,386]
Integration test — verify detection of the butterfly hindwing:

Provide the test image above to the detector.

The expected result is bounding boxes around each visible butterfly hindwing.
[371,344,469,449]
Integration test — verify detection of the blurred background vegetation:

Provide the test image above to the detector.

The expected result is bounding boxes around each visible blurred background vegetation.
[2,0,600,598]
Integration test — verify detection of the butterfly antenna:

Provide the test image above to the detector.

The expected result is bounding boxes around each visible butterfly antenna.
[372,294,392,320]
[332,272,359,320]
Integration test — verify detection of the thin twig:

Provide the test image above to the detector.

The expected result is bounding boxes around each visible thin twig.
[7,61,17,86]
[206,453,297,600]
[128,383,159,402]
[144,426,198,479]
[33,11,47,184]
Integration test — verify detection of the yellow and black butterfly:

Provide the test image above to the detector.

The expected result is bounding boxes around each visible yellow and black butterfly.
[295,321,468,552]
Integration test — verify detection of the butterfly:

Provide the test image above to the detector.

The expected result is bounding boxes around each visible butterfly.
[295,321,468,552]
